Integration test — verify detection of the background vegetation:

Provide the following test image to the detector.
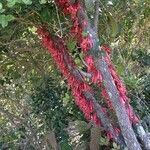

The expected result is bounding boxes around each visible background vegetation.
[0,0,149,149]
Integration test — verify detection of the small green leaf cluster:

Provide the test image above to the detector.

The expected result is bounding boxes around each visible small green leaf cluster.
[0,14,15,27]
[7,0,32,7]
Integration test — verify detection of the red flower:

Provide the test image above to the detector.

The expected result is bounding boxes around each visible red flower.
[92,70,102,84]
[101,89,113,108]
[71,20,82,35]
[80,37,93,51]
[101,44,111,54]
[114,127,121,135]
[67,3,80,19]
[107,132,113,140]
[126,105,139,123]
[85,55,94,66]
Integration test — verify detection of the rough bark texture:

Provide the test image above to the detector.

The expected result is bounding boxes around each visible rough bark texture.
[43,34,125,147]
[53,37,118,140]
[133,124,150,150]
[45,131,59,150]
[90,126,101,150]
[95,58,142,150]
[76,4,142,150]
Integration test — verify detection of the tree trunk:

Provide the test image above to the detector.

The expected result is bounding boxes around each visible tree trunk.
[46,130,59,150]
[90,126,101,150]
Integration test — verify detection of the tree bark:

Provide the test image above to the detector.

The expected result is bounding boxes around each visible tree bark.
[90,126,101,150]
[75,3,142,150]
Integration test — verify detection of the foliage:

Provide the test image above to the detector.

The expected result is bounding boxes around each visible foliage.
[0,0,149,149]
[30,76,69,141]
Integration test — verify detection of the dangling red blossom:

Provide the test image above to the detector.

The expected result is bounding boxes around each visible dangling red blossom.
[80,37,93,51]
[101,44,111,55]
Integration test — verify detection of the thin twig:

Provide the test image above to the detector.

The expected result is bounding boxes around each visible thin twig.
[80,0,87,10]
[94,0,100,34]
[54,1,63,37]
[78,69,92,78]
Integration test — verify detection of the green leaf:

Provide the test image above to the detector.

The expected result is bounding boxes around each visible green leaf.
[0,15,8,28]
[113,142,118,148]
[22,0,32,5]
[0,2,5,13]
[116,63,124,75]
[28,26,37,33]
[67,39,77,51]
[107,12,118,37]
[0,3,3,10]
[0,9,5,13]
[99,137,109,146]
[39,0,47,4]
[60,141,72,150]
[7,0,32,7]
[7,0,22,7]
[40,7,52,23]
[82,31,88,37]
[0,14,15,28]
[6,15,15,21]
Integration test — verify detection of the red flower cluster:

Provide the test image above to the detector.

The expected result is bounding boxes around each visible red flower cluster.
[85,55,113,111]
[37,27,101,125]
[101,88,113,108]
[56,0,93,52]
[56,0,120,138]
[39,0,140,142]
[101,44,111,55]
[80,37,93,52]
[101,45,139,124]
[85,55,103,84]
[56,0,80,19]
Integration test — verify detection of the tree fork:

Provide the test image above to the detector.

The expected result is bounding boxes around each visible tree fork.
[76,5,142,150]
[54,0,149,149]
[76,2,150,150]
[37,28,126,147]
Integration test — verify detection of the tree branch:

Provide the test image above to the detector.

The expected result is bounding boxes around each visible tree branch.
[93,0,100,34]
[78,69,92,78]
[72,1,142,149]
[0,107,42,150]
[48,35,125,147]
